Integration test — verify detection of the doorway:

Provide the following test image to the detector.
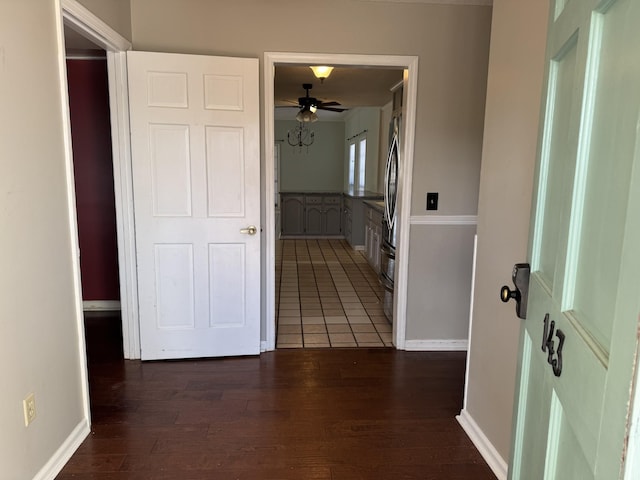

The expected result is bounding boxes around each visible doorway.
[65,40,126,365]
[61,3,138,362]
[264,52,419,352]
[272,65,402,349]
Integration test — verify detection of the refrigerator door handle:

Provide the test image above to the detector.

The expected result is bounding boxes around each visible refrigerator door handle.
[384,128,399,231]
[383,143,392,226]
[379,271,394,292]
[381,242,395,258]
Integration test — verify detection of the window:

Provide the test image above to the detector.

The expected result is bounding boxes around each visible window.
[358,138,367,191]
[348,143,356,189]
[347,135,367,191]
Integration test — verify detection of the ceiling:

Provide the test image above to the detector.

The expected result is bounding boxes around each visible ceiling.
[63,26,403,121]
[274,65,403,120]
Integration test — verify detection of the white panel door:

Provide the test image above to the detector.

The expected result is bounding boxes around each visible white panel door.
[127,51,260,360]
[509,1,640,478]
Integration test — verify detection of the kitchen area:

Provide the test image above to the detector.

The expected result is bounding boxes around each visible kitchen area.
[274,66,403,347]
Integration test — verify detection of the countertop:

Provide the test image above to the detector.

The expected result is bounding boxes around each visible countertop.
[279,189,383,200]
[343,188,384,199]
[363,200,385,213]
[279,191,343,195]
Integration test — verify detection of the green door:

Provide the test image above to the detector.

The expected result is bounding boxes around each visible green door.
[509,0,640,478]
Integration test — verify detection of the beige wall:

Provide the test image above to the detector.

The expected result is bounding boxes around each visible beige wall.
[0,1,88,477]
[406,225,476,340]
[130,0,492,342]
[130,0,491,217]
[76,0,132,40]
[465,0,550,463]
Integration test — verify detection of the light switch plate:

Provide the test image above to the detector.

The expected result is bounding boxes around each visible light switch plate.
[427,192,438,211]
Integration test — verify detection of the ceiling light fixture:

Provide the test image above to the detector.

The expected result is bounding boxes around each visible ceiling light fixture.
[295,108,318,123]
[288,121,315,150]
[309,66,334,83]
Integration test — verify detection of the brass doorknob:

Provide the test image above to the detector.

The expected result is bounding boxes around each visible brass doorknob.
[500,285,520,303]
[240,225,257,235]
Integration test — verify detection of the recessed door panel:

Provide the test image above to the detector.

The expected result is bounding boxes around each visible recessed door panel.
[209,243,245,327]
[206,126,244,217]
[533,35,578,292]
[544,392,593,480]
[204,74,243,111]
[149,124,192,217]
[154,244,195,329]
[147,72,188,108]
[564,2,637,350]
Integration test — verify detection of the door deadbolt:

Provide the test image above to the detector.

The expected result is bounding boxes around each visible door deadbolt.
[500,263,530,319]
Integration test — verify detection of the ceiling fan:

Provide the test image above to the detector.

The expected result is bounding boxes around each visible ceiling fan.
[279,83,346,121]
[296,83,345,112]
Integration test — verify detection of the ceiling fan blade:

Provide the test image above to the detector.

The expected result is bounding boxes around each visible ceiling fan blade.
[318,101,341,107]
[318,106,347,112]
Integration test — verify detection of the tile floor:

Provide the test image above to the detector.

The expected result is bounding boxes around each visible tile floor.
[275,238,393,348]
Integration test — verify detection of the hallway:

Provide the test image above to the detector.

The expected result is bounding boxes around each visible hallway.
[276,239,393,349]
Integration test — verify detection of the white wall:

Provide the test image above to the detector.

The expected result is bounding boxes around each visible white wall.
[0,1,89,477]
[464,0,550,467]
[276,120,345,192]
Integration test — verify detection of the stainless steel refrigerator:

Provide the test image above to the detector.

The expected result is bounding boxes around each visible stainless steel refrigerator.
[380,114,400,321]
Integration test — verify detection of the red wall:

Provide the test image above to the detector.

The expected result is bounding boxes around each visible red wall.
[67,58,120,301]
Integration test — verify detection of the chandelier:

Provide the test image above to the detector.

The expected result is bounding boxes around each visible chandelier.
[288,121,314,149]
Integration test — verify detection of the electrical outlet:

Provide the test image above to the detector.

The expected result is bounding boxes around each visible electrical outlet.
[23,393,36,427]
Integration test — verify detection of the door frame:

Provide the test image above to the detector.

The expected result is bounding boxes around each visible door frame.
[263,52,419,350]
[60,0,139,359]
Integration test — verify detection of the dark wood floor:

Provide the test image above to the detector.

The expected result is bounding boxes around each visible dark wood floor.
[57,314,496,479]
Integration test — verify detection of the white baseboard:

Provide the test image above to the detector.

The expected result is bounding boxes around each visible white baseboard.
[456,409,508,480]
[33,419,90,480]
[82,300,121,311]
[279,235,346,240]
[409,214,478,225]
[462,234,478,410]
[404,339,468,351]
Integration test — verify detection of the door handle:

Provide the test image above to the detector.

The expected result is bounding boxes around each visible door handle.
[380,243,395,258]
[500,263,530,319]
[240,225,258,235]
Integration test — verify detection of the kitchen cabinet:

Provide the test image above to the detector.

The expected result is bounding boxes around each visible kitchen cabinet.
[343,196,361,247]
[343,190,383,249]
[364,202,384,272]
[342,204,353,245]
[281,195,305,235]
[324,197,342,236]
[305,196,323,235]
[280,193,342,237]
